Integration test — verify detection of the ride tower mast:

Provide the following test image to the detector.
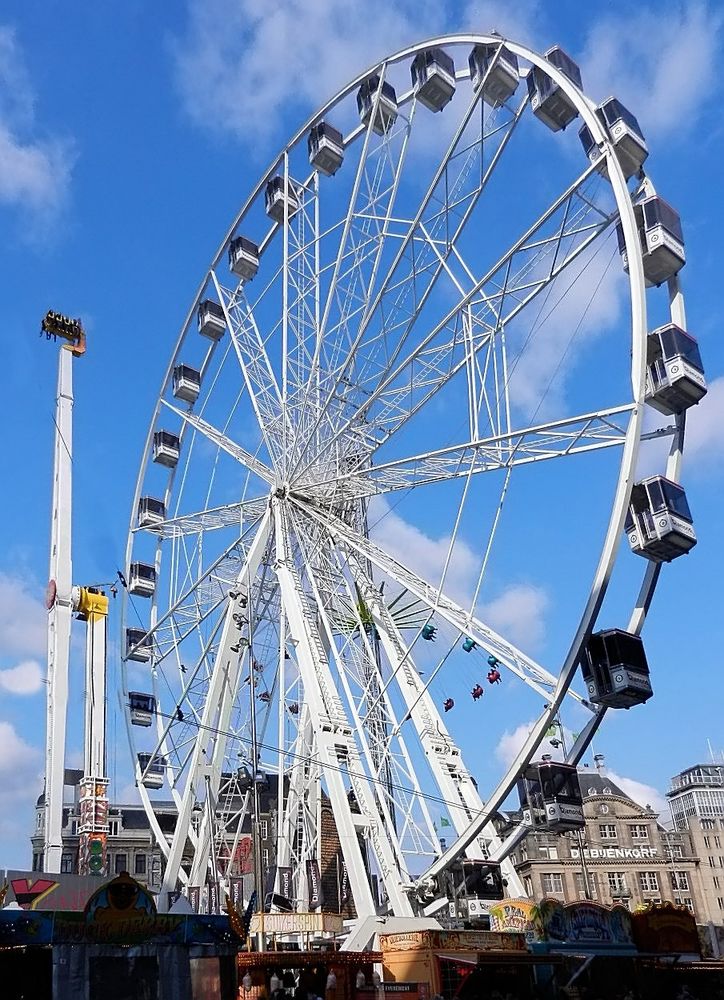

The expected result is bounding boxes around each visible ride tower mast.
[41,311,85,873]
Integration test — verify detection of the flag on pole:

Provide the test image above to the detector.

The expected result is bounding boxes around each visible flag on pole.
[440,816,451,828]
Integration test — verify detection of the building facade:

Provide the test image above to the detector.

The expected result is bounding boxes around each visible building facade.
[668,763,724,925]
[30,771,351,912]
[505,769,710,920]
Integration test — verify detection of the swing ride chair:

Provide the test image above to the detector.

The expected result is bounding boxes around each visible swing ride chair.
[118,33,701,931]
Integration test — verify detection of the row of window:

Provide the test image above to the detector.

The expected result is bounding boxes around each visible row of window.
[60,853,148,876]
[540,870,691,894]
[707,856,724,867]
[598,823,650,840]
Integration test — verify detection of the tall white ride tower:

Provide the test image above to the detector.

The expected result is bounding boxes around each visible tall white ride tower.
[41,311,108,877]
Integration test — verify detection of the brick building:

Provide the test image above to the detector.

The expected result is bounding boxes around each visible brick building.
[30,769,352,912]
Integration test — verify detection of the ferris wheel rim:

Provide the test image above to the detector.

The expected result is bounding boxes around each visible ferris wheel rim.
[117,31,687,909]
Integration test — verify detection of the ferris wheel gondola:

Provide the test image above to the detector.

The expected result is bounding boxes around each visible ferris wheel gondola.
[120,33,699,923]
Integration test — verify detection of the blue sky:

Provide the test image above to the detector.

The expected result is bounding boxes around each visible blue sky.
[1,0,723,870]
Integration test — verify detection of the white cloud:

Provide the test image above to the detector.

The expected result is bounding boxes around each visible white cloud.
[115,782,142,805]
[0,26,74,221]
[0,572,47,658]
[480,583,549,650]
[0,659,43,696]
[497,718,535,767]
[683,375,724,471]
[171,0,541,146]
[507,239,626,419]
[496,715,571,767]
[581,3,723,141]
[608,769,668,817]
[371,497,479,606]
[370,500,548,651]
[0,721,43,864]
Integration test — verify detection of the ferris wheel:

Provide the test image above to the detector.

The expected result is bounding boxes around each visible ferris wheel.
[120,33,705,919]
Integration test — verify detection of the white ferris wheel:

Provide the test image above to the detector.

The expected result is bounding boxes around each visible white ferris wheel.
[120,34,705,921]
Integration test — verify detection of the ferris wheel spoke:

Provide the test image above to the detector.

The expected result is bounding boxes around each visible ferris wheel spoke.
[273,499,415,914]
[161,399,274,485]
[134,496,268,539]
[293,77,529,481]
[316,405,635,497]
[210,272,287,466]
[126,524,259,669]
[350,559,519,879]
[294,162,611,478]
[291,68,416,470]
[318,522,441,859]
[289,509,417,873]
[159,509,272,897]
[294,496,588,707]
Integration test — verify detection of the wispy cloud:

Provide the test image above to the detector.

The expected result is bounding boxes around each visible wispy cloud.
[370,498,548,650]
[0,659,43,696]
[171,0,540,147]
[0,720,43,865]
[0,572,47,658]
[683,375,724,472]
[480,584,549,651]
[580,2,723,142]
[607,769,668,817]
[507,239,626,420]
[0,26,74,225]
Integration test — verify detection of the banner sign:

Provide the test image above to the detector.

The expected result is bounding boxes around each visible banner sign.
[187,886,201,914]
[207,881,220,915]
[339,857,349,904]
[230,876,244,910]
[536,898,634,950]
[2,870,104,912]
[279,867,293,901]
[264,865,277,896]
[571,847,658,860]
[488,899,539,942]
[306,859,323,910]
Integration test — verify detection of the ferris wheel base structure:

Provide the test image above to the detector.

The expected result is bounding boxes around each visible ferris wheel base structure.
[119,32,704,928]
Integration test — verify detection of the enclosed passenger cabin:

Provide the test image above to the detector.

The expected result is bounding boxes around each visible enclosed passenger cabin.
[517,760,584,832]
[228,236,260,280]
[265,176,299,224]
[126,627,153,662]
[579,97,648,181]
[137,752,165,789]
[128,562,156,598]
[138,496,166,529]
[459,860,504,902]
[527,46,582,132]
[357,76,398,135]
[152,430,181,469]
[129,691,157,727]
[625,476,696,563]
[645,324,707,416]
[308,121,344,176]
[617,196,685,287]
[411,48,456,112]
[582,629,653,709]
[468,43,519,106]
[172,364,201,404]
[197,299,226,341]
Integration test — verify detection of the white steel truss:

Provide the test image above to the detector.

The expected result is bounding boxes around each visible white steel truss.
[119,33,689,930]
